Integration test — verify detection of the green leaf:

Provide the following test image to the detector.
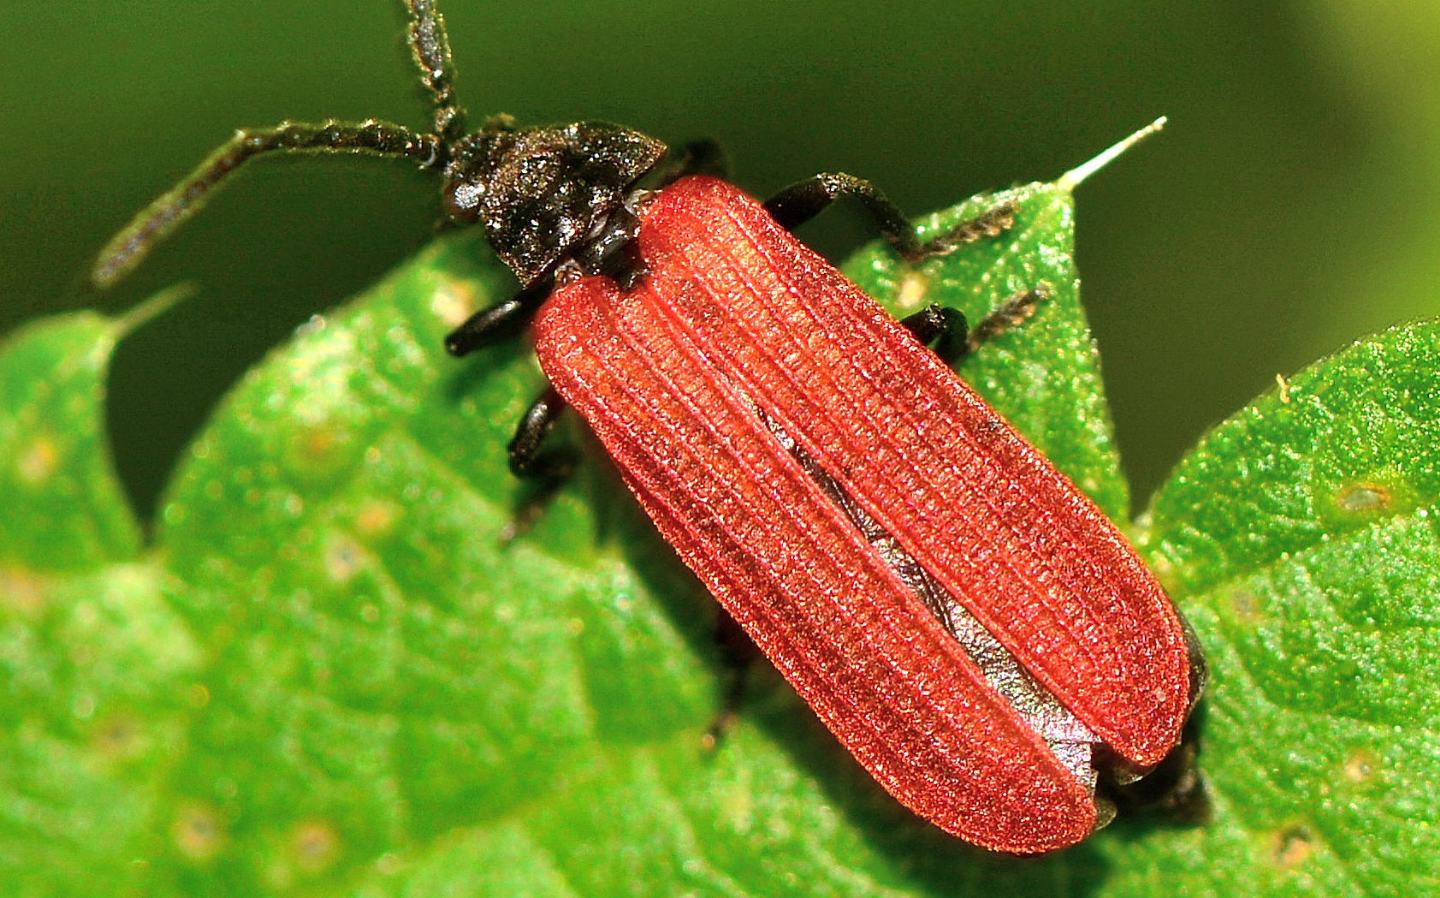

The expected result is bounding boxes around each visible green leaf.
[0,312,201,897]
[1120,321,1440,897]
[4,160,1434,895]
[0,313,142,568]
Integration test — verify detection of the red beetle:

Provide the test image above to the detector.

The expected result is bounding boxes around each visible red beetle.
[93,0,1203,855]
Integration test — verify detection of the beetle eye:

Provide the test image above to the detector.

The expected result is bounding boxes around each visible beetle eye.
[442,179,484,223]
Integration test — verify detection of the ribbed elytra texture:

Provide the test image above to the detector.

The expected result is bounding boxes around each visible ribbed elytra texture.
[531,176,1191,854]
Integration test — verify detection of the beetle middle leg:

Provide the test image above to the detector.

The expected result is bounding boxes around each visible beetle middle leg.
[764,172,1016,263]
[701,610,764,752]
[498,384,578,542]
[901,285,1051,366]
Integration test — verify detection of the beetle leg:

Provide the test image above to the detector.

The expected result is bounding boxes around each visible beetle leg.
[901,304,970,365]
[499,389,577,542]
[496,385,578,542]
[763,172,1016,262]
[962,285,1050,355]
[92,120,443,290]
[445,277,553,357]
[508,385,573,479]
[701,611,763,751]
[1100,715,1211,826]
[900,286,1050,366]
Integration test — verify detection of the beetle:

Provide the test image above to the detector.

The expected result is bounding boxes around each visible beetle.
[92,0,1203,855]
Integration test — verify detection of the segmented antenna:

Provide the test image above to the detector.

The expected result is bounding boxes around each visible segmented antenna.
[404,0,467,143]
[91,0,475,290]
[92,121,441,288]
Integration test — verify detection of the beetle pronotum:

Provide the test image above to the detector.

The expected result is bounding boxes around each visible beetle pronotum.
[93,0,1203,854]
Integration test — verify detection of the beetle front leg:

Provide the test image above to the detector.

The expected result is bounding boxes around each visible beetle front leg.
[445,277,553,357]
[764,172,1016,263]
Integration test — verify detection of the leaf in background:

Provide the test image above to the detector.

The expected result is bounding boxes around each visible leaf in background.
[0,310,200,897]
[0,313,142,568]
[1113,320,1440,897]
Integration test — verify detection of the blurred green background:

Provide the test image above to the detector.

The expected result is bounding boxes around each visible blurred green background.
[3,1,1436,520]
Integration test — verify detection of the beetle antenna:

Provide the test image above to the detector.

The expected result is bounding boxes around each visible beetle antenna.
[1058,116,1167,191]
[404,0,468,143]
[91,119,442,289]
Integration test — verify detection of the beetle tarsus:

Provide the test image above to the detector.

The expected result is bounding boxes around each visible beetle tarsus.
[964,284,1051,354]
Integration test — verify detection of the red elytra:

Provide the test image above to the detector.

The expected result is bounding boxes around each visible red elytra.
[533,175,1195,854]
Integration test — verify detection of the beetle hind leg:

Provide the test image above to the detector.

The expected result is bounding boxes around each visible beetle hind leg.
[900,285,1050,366]
[763,172,1016,263]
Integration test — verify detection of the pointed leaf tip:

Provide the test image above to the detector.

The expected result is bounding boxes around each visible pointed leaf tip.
[1058,116,1167,191]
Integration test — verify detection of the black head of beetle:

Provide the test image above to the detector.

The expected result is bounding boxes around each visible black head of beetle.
[440,120,666,287]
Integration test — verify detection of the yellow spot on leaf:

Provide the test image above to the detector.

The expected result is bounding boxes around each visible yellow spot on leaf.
[896,270,930,312]
[1336,482,1391,514]
[291,819,342,874]
[325,536,364,582]
[92,712,146,761]
[0,566,44,617]
[281,419,359,487]
[17,436,58,484]
[355,500,399,538]
[1229,590,1264,625]
[302,427,340,460]
[172,802,226,863]
[1269,823,1314,868]
[431,278,479,327]
[1343,750,1377,784]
